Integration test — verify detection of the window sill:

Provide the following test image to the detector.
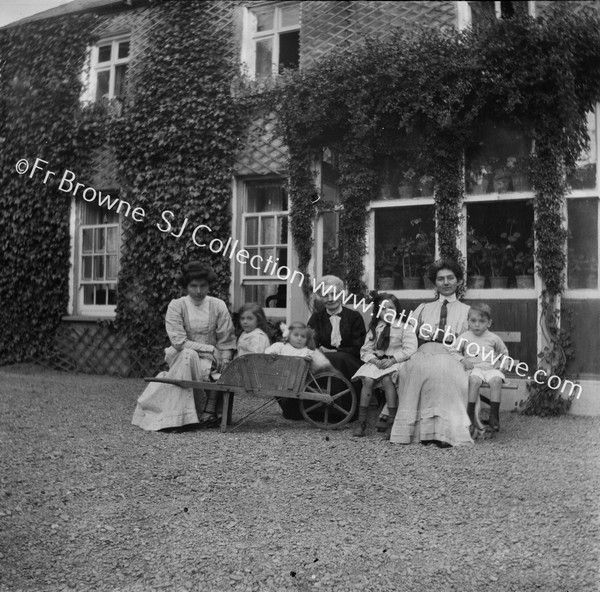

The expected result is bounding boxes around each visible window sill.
[62,315,116,322]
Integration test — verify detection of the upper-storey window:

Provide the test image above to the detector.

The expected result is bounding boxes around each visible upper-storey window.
[469,1,531,26]
[243,2,300,79]
[90,36,130,102]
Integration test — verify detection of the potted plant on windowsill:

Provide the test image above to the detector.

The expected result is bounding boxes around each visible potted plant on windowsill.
[468,164,490,195]
[396,235,421,289]
[506,155,531,192]
[467,230,486,289]
[418,174,434,197]
[376,245,399,290]
[398,168,416,199]
[485,239,509,288]
[510,236,535,288]
[410,218,436,289]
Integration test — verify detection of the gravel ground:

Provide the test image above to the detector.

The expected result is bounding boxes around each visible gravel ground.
[0,364,599,592]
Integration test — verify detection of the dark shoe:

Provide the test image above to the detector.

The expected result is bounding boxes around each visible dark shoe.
[375,415,390,432]
[198,412,219,428]
[353,421,367,438]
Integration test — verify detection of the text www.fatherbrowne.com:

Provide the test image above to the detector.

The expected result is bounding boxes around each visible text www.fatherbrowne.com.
[16,157,581,399]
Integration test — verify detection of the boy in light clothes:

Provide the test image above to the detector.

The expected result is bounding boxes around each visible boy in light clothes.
[458,303,509,433]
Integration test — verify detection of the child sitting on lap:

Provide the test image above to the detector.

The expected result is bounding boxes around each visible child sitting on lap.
[265,322,332,373]
[458,303,509,434]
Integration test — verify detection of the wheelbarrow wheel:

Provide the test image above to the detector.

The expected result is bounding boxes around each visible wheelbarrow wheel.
[299,371,357,430]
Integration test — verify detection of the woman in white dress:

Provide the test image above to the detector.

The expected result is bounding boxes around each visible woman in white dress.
[132,262,236,431]
[389,259,473,447]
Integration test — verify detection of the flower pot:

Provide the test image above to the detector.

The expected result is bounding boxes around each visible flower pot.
[470,179,489,195]
[489,276,508,289]
[510,173,530,192]
[467,275,485,289]
[378,277,395,290]
[420,181,434,197]
[402,276,421,290]
[398,183,414,199]
[515,274,534,289]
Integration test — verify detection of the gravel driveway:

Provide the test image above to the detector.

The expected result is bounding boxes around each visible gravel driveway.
[1,364,599,592]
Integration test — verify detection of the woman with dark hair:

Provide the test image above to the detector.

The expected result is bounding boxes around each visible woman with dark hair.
[132,261,236,431]
[388,259,473,447]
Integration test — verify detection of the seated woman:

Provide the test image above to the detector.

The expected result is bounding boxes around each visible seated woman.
[389,259,473,447]
[132,262,236,431]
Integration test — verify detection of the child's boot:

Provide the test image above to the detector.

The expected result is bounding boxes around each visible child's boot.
[353,406,368,437]
[379,407,397,434]
[489,402,500,432]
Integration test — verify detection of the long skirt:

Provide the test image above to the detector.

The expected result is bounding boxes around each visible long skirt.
[131,347,212,431]
[277,351,362,420]
[389,343,473,447]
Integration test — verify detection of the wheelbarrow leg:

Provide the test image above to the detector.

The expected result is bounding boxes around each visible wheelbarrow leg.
[221,392,231,433]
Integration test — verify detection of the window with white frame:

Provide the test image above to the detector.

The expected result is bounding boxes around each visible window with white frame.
[241,180,289,309]
[469,1,531,26]
[243,2,300,79]
[75,201,121,315]
[91,36,130,102]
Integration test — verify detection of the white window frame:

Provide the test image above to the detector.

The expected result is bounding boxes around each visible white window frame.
[234,177,290,320]
[241,2,300,79]
[460,0,535,28]
[86,34,130,103]
[69,197,122,318]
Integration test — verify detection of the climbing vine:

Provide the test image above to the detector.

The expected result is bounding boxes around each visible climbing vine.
[0,15,98,364]
[271,6,600,414]
[108,1,245,370]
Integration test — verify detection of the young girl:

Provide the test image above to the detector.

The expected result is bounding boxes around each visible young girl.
[235,303,271,357]
[352,293,418,437]
[265,322,332,372]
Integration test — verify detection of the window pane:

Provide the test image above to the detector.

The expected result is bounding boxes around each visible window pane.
[245,248,259,276]
[374,205,436,290]
[95,70,110,101]
[93,255,105,280]
[107,286,117,305]
[95,228,106,252]
[106,227,118,253]
[260,247,276,267]
[278,30,300,73]
[568,199,598,289]
[246,181,287,212]
[82,256,93,280]
[83,284,94,305]
[253,5,275,31]
[255,38,273,79]
[278,215,288,243]
[467,200,534,289]
[261,216,276,245]
[567,112,596,190]
[245,218,259,245]
[466,125,532,194]
[96,285,107,305]
[114,64,127,98]
[98,45,111,62]
[118,41,130,59]
[280,4,300,27]
[107,255,118,281]
[276,247,288,267]
[243,283,286,308]
[82,229,93,253]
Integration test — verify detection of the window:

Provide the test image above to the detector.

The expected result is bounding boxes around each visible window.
[374,205,436,290]
[91,36,130,102]
[469,1,530,26]
[567,199,598,290]
[466,200,534,289]
[243,2,300,79]
[241,180,289,310]
[75,201,121,315]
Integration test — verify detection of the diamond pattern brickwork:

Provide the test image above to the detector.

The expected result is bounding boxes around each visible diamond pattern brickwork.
[300,1,457,69]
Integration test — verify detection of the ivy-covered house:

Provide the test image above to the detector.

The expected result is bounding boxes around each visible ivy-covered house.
[1,0,599,414]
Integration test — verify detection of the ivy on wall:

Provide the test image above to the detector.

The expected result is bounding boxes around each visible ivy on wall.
[109,1,245,370]
[0,16,98,364]
[270,6,600,414]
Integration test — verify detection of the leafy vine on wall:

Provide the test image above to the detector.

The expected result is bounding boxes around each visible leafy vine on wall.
[270,6,600,414]
[108,1,245,370]
[0,15,98,364]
